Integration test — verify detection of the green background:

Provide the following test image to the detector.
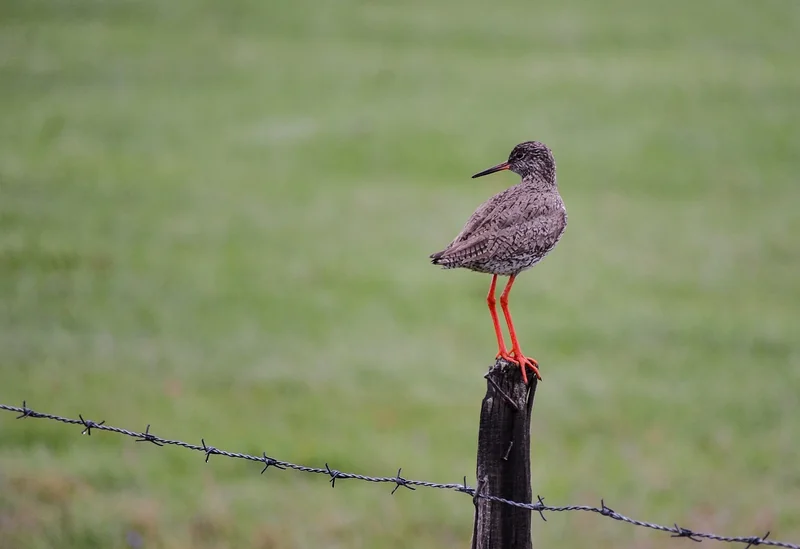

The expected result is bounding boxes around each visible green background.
[1,0,799,547]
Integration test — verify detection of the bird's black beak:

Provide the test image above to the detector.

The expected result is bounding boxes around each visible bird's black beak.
[471,161,510,179]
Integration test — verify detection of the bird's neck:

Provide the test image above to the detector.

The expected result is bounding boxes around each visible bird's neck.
[520,171,557,191]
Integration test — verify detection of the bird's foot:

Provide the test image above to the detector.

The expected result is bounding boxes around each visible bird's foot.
[497,349,541,384]
[496,349,515,363]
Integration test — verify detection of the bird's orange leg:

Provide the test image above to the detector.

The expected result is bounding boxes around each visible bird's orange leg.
[499,274,541,383]
[488,274,513,361]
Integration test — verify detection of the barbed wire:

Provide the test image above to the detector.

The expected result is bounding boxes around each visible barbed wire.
[1,401,796,549]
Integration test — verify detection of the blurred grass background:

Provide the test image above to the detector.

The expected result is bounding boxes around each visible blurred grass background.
[1,0,799,547]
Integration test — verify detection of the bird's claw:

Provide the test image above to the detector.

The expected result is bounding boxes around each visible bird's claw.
[496,350,541,384]
[516,354,542,383]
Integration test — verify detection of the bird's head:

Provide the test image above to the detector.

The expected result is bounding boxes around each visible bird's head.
[472,141,555,182]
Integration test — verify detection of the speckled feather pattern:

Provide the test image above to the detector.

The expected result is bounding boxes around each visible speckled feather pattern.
[430,141,567,277]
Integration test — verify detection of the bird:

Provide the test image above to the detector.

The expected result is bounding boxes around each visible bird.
[430,141,567,384]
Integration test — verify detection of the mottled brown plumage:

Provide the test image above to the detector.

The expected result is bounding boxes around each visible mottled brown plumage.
[430,141,567,383]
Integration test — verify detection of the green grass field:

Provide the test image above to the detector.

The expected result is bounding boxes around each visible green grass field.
[2,0,799,547]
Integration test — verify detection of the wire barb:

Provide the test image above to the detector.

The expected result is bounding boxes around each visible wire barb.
[1,401,798,549]
[135,424,163,446]
[745,532,771,549]
[455,476,473,495]
[391,468,415,495]
[325,463,342,487]
[15,400,34,420]
[534,495,547,522]
[672,524,703,543]
[79,414,105,436]
[201,439,219,463]
[260,453,286,475]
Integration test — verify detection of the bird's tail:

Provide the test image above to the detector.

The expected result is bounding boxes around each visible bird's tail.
[429,250,456,268]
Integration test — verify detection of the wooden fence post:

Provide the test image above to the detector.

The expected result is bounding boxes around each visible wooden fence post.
[470,358,538,549]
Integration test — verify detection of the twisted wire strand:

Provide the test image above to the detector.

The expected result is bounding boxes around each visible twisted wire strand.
[1,402,795,549]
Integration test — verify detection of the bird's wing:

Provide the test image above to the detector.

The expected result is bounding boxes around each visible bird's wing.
[429,196,504,265]
[431,233,494,265]
[490,209,567,259]
[432,203,566,266]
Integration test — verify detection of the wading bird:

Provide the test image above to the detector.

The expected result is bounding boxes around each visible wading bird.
[431,141,567,383]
